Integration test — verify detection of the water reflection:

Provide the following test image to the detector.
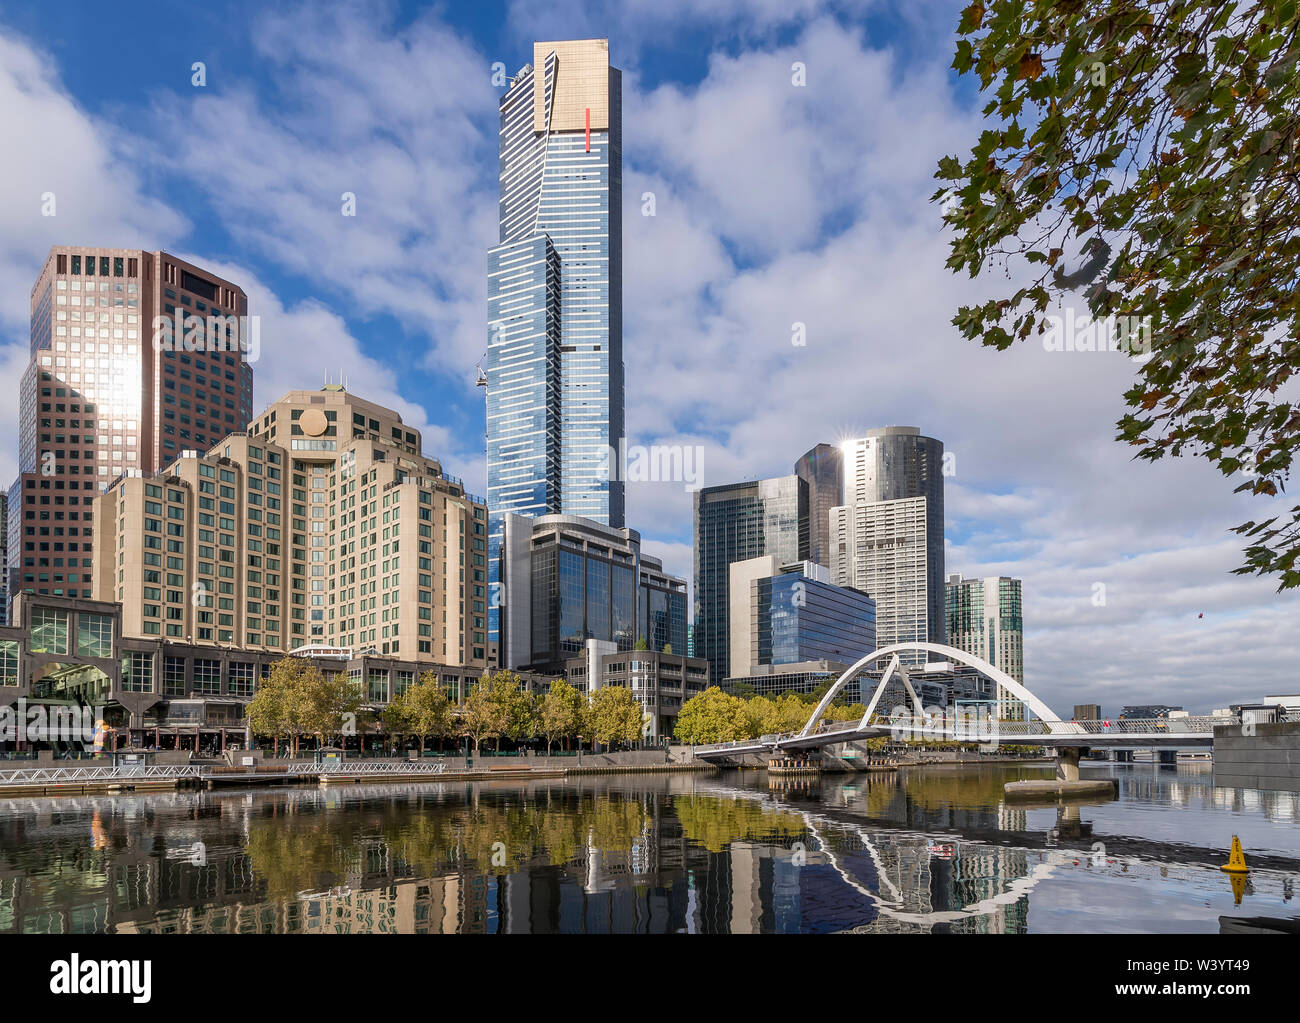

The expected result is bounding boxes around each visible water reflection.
[0,764,1296,934]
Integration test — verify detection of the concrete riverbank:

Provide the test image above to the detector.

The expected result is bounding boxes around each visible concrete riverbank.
[0,751,719,797]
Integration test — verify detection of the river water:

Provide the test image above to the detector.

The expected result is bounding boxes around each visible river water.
[0,763,1296,933]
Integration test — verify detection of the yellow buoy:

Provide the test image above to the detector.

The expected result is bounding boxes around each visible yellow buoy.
[1220,835,1249,874]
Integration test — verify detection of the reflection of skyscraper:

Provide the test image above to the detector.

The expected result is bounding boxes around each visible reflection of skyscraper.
[487,39,624,643]
[831,427,945,663]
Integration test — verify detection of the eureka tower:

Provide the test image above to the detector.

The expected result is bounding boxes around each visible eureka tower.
[486,39,625,640]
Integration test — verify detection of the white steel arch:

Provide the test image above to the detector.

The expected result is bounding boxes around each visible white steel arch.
[797,642,1062,738]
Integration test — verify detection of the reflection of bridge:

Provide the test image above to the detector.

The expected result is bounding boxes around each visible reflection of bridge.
[694,643,1234,772]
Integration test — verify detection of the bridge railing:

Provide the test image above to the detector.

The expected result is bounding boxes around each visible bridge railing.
[689,714,1239,754]
[882,715,1235,737]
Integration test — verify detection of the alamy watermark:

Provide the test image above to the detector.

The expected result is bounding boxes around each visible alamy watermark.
[0,700,103,743]
[598,439,704,491]
[1042,308,1152,362]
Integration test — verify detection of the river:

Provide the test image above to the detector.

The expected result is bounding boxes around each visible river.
[0,763,1296,933]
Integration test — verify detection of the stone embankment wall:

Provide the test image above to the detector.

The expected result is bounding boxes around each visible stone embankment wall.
[1214,721,1300,793]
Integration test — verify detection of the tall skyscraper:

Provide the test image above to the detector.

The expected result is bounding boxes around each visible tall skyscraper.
[831,427,945,662]
[946,573,1024,718]
[794,442,842,570]
[693,476,808,682]
[487,39,625,645]
[7,247,252,604]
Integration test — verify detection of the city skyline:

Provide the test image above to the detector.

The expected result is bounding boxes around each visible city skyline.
[1,1,1298,714]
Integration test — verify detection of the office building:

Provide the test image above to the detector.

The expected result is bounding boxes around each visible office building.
[831,427,945,662]
[1120,704,1183,720]
[497,512,689,672]
[1074,704,1102,721]
[794,443,842,569]
[728,555,874,679]
[693,475,808,683]
[723,660,856,703]
[486,39,625,646]
[564,645,709,740]
[945,573,1024,718]
[7,247,253,606]
[92,386,489,667]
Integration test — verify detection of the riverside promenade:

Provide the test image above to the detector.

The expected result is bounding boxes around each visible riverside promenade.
[0,749,717,797]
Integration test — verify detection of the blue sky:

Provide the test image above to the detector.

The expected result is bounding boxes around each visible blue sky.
[1,0,1298,711]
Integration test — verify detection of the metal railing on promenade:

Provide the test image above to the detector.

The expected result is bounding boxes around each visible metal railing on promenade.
[0,764,209,785]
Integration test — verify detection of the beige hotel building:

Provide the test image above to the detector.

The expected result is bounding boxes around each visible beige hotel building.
[92,385,489,669]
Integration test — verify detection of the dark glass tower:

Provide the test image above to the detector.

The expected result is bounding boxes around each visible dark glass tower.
[692,476,809,682]
[794,442,842,569]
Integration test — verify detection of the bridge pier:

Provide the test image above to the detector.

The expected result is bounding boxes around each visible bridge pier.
[1055,746,1083,782]
[1157,749,1177,765]
[1111,749,1133,763]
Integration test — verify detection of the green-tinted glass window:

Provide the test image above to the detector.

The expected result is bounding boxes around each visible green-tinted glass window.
[77,613,114,657]
[30,608,69,654]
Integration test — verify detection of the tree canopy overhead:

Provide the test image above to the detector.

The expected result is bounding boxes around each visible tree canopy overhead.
[937,0,1300,586]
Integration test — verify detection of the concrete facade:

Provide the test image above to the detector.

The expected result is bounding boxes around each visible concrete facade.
[1213,721,1300,793]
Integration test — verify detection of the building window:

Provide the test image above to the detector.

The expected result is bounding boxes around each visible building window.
[30,607,69,654]
[229,661,255,697]
[121,652,154,693]
[0,642,18,686]
[164,656,187,696]
[193,659,222,695]
[77,612,113,658]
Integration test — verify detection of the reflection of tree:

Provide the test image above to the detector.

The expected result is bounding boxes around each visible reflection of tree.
[673,795,807,853]
[898,768,1021,811]
[378,789,652,874]
[245,816,353,898]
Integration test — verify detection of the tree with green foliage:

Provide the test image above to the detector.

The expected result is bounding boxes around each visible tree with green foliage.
[247,656,325,757]
[589,684,645,750]
[539,678,586,753]
[938,1,1300,586]
[397,671,454,753]
[633,635,649,650]
[383,691,414,750]
[308,669,364,749]
[674,686,747,744]
[459,671,528,753]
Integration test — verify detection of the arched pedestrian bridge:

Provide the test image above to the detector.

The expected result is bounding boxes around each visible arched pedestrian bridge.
[693,643,1234,767]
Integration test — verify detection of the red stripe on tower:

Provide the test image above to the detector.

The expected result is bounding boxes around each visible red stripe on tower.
[585,107,590,152]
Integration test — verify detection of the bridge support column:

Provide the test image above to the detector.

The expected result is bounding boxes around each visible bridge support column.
[1157,749,1177,765]
[1055,746,1081,782]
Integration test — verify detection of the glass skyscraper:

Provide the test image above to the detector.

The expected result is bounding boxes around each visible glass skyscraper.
[487,39,625,643]
[693,476,809,682]
[946,573,1025,718]
[831,427,945,663]
[794,442,842,570]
